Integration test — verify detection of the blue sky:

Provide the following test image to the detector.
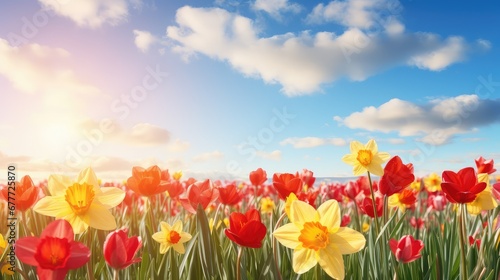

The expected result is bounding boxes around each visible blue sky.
[1,0,499,181]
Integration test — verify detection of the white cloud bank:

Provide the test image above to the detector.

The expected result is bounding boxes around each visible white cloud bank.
[133,30,158,52]
[38,0,129,28]
[280,137,347,148]
[334,94,500,145]
[165,2,488,95]
[252,0,301,18]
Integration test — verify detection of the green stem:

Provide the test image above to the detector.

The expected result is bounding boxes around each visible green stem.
[87,229,95,280]
[236,247,243,280]
[272,212,286,280]
[458,203,468,280]
[367,172,380,235]
[113,269,119,280]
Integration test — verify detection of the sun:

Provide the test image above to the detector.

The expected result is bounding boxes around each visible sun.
[41,122,77,152]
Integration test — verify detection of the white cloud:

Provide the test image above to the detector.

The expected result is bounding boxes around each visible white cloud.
[78,120,170,146]
[256,150,282,161]
[38,0,128,28]
[167,139,191,152]
[334,94,500,145]
[166,6,481,95]
[280,137,347,148]
[253,0,301,18]
[306,0,401,30]
[0,39,100,97]
[193,150,225,162]
[133,30,158,52]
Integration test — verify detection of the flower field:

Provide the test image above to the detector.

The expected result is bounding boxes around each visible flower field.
[1,139,500,280]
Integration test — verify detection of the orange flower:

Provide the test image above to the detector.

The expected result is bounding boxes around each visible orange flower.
[272,173,302,200]
[179,179,218,214]
[126,166,169,197]
[249,168,267,187]
[0,175,40,212]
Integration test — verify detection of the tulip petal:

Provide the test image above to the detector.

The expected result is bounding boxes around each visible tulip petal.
[104,231,127,269]
[37,268,68,280]
[318,200,341,230]
[273,223,301,249]
[292,247,317,274]
[16,237,39,266]
[330,227,366,254]
[319,244,345,280]
[65,242,91,269]
[40,219,74,241]
[97,187,125,208]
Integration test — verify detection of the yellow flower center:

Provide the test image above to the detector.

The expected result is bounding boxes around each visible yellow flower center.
[168,230,181,244]
[65,183,95,215]
[298,221,329,251]
[356,149,373,166]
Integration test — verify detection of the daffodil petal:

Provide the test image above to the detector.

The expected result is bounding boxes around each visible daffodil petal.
[85,203,117,231]
[172,243,185,254]
[97,187,125,208]
[77,167,100,188]
[353,164,367,176]
[377,152,391,162]
[292,247,317,274]
[341,154,357,165]
[365,139,377,154]
[319,244,345,280]
[291,200,318,225]
[318,200,340,230]
[152,232,166,243]
[160,221,172,232]
[172,220,183,232]
[65,215,89,235]
[33,196,71,218]
[273,223,301,249]
[179,232,192,243]
[350,141,364,153]
[159,243,170,254]
[330,227,366,254]
[48,175,73,196]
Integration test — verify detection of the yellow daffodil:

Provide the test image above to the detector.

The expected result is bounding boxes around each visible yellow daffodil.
[342,139,390,176]
[0,233,5,255]
[424,173,441,192]
[260,196,276,214]
[273,199,366,280]
[173,171,183,181]
[362,222,370,233]
[467,173,498,215]
[33,167,125,234]
[1,263,14,276]
[388,189,417,213]
[284,192,298,218]
[152,220,192,254]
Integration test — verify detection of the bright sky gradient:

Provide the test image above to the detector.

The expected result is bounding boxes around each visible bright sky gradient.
[1,0,499,182]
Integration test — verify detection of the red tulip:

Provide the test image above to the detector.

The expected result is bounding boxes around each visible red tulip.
[389,235,424,263]
[475,156,496,174]
[359,196,383,218]
[441,167,486,203]
[272,173,302,200]
[217,184,242,206]
[344,181,362,200]
[103,228,142,270]
[224,209,267,248]
[341,214,351,227]
[299,169,316,189]
[16,220,90,280]
[165,180,185,200]
[249,168,267,187]
[410,217,424,229]
[379,156,415,196]
[492,182,500,201]
[179,179,219,214]
[0,175,40,212]
[469,235,481,248]
[126,165,169,196]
